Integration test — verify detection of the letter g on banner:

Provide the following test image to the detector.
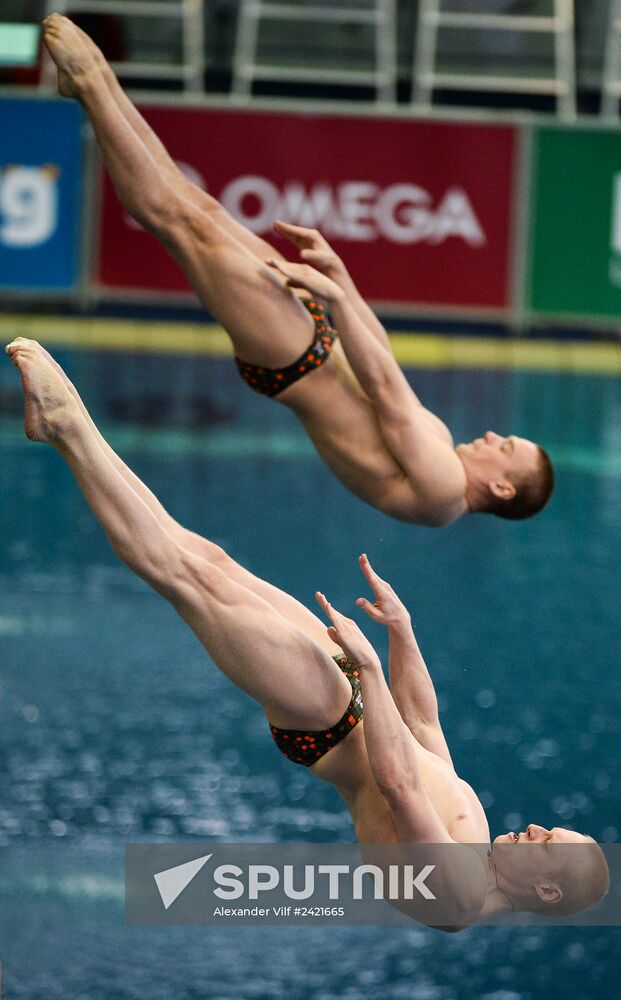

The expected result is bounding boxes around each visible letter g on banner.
[0,97,82,289]
[0,165,58,248]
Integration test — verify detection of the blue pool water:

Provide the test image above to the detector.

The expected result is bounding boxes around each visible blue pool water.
[0,349,620,997]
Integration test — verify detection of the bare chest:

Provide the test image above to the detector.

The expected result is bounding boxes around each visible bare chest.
[417,750,490,842]
[282,354,408,496]
[316,728,489,845]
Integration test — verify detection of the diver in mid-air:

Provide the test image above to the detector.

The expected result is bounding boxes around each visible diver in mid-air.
[41,13,553,528]
[6,334,604,932]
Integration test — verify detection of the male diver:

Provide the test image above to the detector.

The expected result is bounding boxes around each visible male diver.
[41,14,553,527]
[6,338,605,929]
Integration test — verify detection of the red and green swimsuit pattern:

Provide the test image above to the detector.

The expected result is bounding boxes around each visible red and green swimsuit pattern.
[235,299,337,398]
[269,655,364,767]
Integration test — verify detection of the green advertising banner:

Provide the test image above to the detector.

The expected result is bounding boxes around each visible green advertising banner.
[528,126,621,320]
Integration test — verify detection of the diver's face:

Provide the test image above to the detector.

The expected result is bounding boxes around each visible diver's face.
[492,825,590,878]
[457,431,539,482]
[493,824,584,846]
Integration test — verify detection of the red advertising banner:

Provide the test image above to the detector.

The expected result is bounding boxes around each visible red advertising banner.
[97,107,517,311]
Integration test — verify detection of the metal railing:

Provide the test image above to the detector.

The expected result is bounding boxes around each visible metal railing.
[41,0,205,91]
[412,0,576,120]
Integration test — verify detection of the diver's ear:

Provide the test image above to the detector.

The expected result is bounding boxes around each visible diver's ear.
[488,479,516,501]
[535,882,563,904]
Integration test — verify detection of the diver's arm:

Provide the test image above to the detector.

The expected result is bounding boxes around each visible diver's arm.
[267,259,463,515]
[357,659,454,843]
[315,590,451,843]
[273,220,392,350]
[324,294,465,517]
[387,622,454,768]
[268,256,422,434]
[356,554,453,766]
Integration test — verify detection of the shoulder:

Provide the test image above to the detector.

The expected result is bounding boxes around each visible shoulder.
[441,844,488,922]
[381,479,467,526]
[420,408,454,448]
[389,843,487,929]
[425,843,488,927]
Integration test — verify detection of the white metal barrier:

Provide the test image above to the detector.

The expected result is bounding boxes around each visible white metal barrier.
[41,0,205,91]
[231,0,397,103]
[412,0,576,120]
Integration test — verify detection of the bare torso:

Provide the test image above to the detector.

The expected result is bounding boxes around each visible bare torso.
[310,720,490,847]
[280,346,466,526]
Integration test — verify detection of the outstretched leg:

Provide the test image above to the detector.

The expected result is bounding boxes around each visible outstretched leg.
[43,14,315,369]
[38,342,339,653]
[7,339,351,729]
[80,24,397,362]
[65,19,286,266]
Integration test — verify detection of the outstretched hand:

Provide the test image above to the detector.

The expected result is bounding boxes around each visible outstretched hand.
[315,591,381,669]
[273,221,345,279]
[267,257,344,303]
[355,554,412,629]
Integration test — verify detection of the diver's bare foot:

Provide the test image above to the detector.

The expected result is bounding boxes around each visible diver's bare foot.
[72,21,109,75]
[37,342,83,409]
[42,14,99,99]
[5,338,79,444]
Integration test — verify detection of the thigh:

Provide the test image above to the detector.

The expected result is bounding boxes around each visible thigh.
[224,564,343,658]
[162,197,315,368]
[171,552,352,730]
[180,184,288,266]
[184,536,342,659]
